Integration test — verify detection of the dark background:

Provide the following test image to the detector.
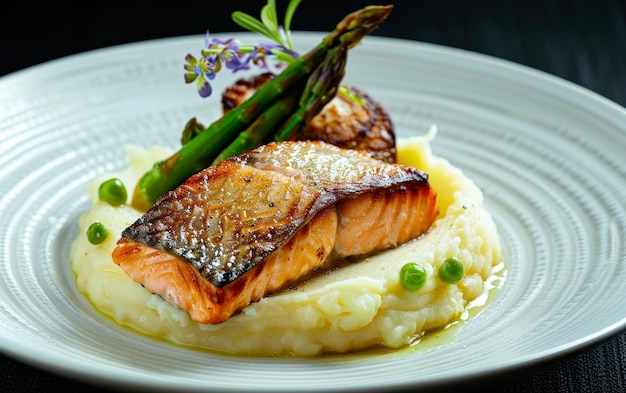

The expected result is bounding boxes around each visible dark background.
[1,0,625,107]
[1,1,626,392]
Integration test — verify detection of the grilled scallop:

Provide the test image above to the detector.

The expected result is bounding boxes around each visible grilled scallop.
[222,72,397,163]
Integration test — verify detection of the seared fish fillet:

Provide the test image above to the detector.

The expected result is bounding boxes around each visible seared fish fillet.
[112,141,438,324]
[222,72,396,163]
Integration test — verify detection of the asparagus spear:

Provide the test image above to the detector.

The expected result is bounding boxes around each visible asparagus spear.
[215,43,348,163]
[210,82,304,165]
[131,5,393,211]
[180,117,206,145]
[274,44,348,142]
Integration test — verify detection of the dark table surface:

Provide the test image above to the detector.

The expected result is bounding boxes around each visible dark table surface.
[1,1,625,392]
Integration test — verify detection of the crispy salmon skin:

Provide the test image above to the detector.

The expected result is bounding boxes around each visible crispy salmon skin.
[112,141,438,324]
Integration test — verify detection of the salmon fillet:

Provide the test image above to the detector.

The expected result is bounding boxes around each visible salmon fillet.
[334,186,438,257]
[114,208,337,324]
[112,141,438,324]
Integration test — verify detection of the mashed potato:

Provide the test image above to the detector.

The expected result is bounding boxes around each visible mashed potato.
[70,128,502,356]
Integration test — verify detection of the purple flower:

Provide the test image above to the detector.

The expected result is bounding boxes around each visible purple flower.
[224,53,252,72]
[184,30,300,98]
[183,53,217,98]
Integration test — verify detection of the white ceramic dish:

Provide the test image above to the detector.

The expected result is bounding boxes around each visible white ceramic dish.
[0,33,625,392]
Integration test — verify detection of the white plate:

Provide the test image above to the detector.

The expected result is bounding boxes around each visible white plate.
[0,33,625,392]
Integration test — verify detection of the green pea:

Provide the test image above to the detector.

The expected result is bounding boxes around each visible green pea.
[439,257,464,284]
[98,178,128,206]
[87,222,108,245]
[399,262,428,291]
